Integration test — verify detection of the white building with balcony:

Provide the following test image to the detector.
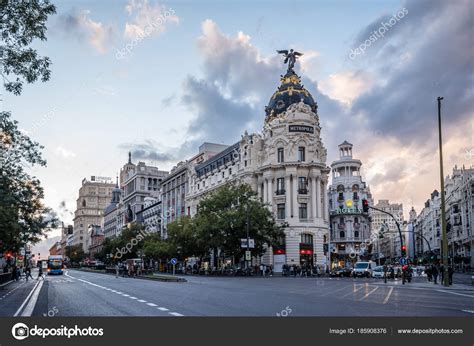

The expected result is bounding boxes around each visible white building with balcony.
[327,141,372,268]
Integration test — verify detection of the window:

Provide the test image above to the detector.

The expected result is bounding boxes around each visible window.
[298,177,307,194]
[354,230,359,238]
[222,172,225,179]
[276,178,285,195]
[339,231,345,238]
[277,203,285,219]
[298,147,305,162]
[299,203,308,219]
[277,148,284,163]
[300,233,313,244]
[229,168,232,175]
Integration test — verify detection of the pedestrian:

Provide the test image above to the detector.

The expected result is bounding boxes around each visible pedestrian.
[115,263,119,278]
[440,264,445,284]
[259,264,264,277]
[37,265,45,280]
[425,265,432,282]
[431,264,439,284]
[12,265,18,281]
[25,267,34,280]
[448,266,454,285]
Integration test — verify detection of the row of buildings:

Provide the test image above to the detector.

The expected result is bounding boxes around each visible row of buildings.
[58,60,473,271]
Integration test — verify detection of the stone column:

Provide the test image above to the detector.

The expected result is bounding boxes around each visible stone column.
[257,180,262,200]
[316,177,321,219]
[267,177,273,211]
[292,175,299,219]
[311,176,317,220]
[285,175,291,219]
[323,180,329,222]
[263,179,268,204]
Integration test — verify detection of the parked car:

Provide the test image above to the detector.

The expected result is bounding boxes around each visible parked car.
[330,267,353,277]
[353,261,377,278]
[371,265,385,278]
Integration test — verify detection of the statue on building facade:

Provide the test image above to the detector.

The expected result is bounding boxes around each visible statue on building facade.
[277,49,303,73]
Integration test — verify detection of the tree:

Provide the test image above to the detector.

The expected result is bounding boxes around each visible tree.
[142,233,172,262]
[194,183,283,262]
[0,112,57,253]
[0,0,56,95]
[65,244,85,265]
[166,216,205,260]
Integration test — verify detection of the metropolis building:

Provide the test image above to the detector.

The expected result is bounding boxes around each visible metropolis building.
[186,57,330,272]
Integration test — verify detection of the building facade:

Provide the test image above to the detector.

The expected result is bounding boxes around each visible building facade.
[103,179,122,239]
[370,199,405,262]
[136,197,163,235]
[186,65,330,272]
[328,141,372,268]
[88,224,105,258]
[161,143,227,238]
[119,153,168,226]
[73,177,115,252]
[415,165,474,269]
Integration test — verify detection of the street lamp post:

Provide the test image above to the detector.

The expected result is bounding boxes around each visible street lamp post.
[437,96,449,287]
[368,206,405,283]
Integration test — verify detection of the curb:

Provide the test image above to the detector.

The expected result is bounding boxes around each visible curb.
[72,268,187,282]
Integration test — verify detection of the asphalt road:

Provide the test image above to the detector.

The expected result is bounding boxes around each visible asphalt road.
[5,269,471,317]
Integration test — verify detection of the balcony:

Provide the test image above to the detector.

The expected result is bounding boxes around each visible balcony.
[298,188,308,194]
[275,189,286,196]
[353,223,361,229]
[338,223,346,230]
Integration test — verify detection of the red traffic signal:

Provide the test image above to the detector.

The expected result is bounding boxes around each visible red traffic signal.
[362,199,369,213]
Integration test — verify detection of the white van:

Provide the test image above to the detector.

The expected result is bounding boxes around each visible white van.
[353,261,377,278]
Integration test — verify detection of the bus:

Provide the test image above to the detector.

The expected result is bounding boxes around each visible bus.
[47,255,64,275]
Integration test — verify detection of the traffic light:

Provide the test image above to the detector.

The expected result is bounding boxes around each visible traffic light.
[401,245,406,256]
[362,199,369,213]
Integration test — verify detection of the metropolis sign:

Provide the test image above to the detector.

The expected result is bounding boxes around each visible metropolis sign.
[288,125,314,134]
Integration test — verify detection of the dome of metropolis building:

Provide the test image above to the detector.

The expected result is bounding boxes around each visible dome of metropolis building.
[265,70,318,121]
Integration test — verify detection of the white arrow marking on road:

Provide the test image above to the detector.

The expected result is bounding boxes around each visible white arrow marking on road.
[436,290,474,298]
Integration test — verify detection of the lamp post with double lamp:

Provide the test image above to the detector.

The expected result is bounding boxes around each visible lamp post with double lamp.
[437,96,449,287]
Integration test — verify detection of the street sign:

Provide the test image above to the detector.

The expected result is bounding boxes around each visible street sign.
[170,258,177,265]
[240,239,255,249]
[245,251,251,261]
[399,257,407,265]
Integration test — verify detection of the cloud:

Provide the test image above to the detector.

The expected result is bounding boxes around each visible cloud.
[119,140,175,163]
[319,71,373,107]
[55,146,76,159]
[123,0,179,40]
[55,10,116,53]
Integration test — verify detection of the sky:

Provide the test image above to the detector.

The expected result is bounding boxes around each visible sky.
[3,0,473,240]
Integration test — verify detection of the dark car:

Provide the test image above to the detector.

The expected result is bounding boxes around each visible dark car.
[330,267,352,277]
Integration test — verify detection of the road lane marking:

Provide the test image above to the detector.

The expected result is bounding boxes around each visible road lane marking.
[341,284,366,298]
[13,280,41,317]
[21,280,44,316]
[169,312,184,316]
[383,287,393,304]
[65,271,185,317]
[359,286,379,301]
[436,290,474,298]
[462,310,474,314]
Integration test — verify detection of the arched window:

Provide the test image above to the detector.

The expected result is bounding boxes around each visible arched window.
[82,199,86,207]
[339,231,345,238]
